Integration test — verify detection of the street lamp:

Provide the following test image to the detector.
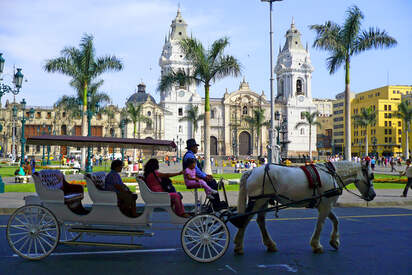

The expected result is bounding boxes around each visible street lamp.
[41,123,46,166]
[260,0,283,164]
[47,125,52,165]
[16,99,34,167]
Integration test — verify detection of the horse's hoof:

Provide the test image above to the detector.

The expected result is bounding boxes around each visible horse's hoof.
[234,248,244,255]
[312,247,324,254]
[267,245,278,253]
[329,240,340,250]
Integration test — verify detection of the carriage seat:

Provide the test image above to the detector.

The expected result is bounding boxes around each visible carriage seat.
[32,170,84,203]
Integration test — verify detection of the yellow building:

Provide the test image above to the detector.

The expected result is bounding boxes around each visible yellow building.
[351,85,412,157]
[332,91,355,155]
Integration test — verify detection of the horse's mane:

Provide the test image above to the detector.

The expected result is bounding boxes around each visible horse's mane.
[331,161,361,178]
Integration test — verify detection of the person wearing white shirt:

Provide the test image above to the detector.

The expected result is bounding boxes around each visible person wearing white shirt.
[400,159,412,197]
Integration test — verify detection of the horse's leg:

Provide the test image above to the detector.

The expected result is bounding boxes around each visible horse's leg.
[310,201,331,253]
[233,215,253,255]
[328,209,340,250]
[256,207,278,252]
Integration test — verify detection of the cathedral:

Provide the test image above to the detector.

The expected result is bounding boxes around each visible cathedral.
[0,8,323,159]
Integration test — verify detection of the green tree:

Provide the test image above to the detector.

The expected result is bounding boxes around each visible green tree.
[295,111,321,160]
[353,107,376,157]
[310,5,397,160]
[158,37,241,174]
[125,102,151,162]
[44,33,123,168]
[179,105,204,138]
[395,100,412,159]
[244,108,269,157]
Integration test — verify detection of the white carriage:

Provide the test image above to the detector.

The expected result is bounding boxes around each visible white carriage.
[6,135,231,263]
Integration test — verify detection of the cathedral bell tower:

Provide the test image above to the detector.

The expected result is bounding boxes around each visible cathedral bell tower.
[158,7,202,145]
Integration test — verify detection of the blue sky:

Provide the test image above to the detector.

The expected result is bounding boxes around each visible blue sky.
[0,0,410,107]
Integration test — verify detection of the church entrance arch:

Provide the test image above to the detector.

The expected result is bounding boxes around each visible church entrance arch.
[239,131,251,155]
[210,136,218,155]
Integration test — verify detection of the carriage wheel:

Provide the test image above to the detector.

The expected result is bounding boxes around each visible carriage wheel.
[181,214,229,263]
[59,223,82,243]
[7,205,60,260]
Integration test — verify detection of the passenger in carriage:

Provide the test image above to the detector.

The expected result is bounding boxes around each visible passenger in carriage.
[144,159,191,218]
[105,160,139,217]
[184,158,217,197]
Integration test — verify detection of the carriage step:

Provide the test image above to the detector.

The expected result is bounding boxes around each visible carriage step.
[69,227,154,237]
[62,241,143,249]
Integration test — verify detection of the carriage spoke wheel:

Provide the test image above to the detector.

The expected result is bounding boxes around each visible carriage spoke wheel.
[59,223,82,243]
[7,205,60,260]
[181,214,229,263]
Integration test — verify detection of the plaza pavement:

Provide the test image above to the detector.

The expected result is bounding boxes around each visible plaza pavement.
[1,162,411,213]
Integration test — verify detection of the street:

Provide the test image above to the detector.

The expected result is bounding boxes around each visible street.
[0,207,411,275]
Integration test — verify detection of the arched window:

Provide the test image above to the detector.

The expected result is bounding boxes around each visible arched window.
[61,125,67,135]
[242,106,248,115]
[110,128,115,137]
[147,111,151,117]
[300,128,305,135]
[296,79,303,95]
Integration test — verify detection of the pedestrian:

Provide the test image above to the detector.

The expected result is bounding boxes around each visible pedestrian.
[400,159,412,197]
[371,157,376,171]
[390,158,395,172]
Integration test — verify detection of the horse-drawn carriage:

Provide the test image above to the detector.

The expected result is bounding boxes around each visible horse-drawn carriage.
[6,135,376,263]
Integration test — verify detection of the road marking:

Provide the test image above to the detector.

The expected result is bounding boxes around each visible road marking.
[254,213,412,222]
[11,248,177,257]
[257,264,298,273]
[225,265,237,273]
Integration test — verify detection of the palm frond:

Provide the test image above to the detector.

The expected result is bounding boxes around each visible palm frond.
[157,69,201,92]
[326,50,346,74]
[94,55,123,76]
[354,27,397,53]
[208,37,230,64]
[179,37,206,65]
[309,21,343,51]
[211,55,242,82]
[342,5,364,51]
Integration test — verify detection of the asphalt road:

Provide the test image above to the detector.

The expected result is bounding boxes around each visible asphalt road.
[1,207,411,275]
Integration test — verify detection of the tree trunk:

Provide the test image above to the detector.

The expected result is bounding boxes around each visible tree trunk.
[365,132,369,157]
[344,57,351,161]
[133,123,137,164]
[309,125,312,160]
[406,122,410,160]
[81,83,88,170]
[203,84,212,174]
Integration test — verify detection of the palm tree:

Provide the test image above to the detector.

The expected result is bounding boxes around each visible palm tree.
[295,111,321,160]
[179,105,204,138]
[44,33,123,168]
[158,37,241,174]
[395,100,412,159]
[244,108,269,157]
[125,102,151,162]
[353,107,376,157]
[55,80,111,117]
[310,5,397,160]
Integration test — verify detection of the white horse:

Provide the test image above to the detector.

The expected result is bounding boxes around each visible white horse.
[233,161,376,255]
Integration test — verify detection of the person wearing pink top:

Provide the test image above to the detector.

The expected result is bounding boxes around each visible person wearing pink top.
[184,158,217,196]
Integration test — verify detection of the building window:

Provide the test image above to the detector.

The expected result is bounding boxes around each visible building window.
[296,79,303,95]
[385,137,388,143]
[36,145,40,152]
[97,113,102,120]
[385,121,388,127]
[399,129,402,135]
[384,105,387,111]
[47,112,51,119]
[62,112,66,118]
[147,111,151,117]
[384,129,387,135]
[211,109,215,119]
[398,121,402,127]
[242,106,248,115]
[389,121,392,127]
[179,125,182,133]
[388,105,391,111]
[384,113,387,118]
[178,108,183,116]
[301,112,305,119]
[399,137,402,143]
[36,112,41,118]
[300,128,305,135]
[389,129,392,135]
[388,113,392,118]
[389,137,392,143]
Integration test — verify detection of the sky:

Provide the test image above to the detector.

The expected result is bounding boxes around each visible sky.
[0,0,411,108]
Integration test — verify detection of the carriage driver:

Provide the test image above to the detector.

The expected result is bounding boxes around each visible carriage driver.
[183,139,224,210]
[105,159,139,217]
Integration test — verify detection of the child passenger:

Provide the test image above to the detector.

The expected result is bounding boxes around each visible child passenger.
[184,158,217,197]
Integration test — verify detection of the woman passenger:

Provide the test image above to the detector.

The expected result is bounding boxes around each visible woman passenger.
[144,159,190,218]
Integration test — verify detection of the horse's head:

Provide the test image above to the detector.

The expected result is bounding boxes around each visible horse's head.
[354,161,376,201]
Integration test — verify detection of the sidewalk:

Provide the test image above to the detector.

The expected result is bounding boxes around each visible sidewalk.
[1,188,411,214]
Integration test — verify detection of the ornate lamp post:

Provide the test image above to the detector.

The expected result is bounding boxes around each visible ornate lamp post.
[18,99,34,167]
[111,128,115,161]
[260,0,283,164]
[1,54,24,161]
[41,123,46,166]
[120,119,126,161]
[275,111,280,145]
[47,125,52,165]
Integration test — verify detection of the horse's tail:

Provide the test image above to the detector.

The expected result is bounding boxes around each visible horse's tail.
[237,170,253,214]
